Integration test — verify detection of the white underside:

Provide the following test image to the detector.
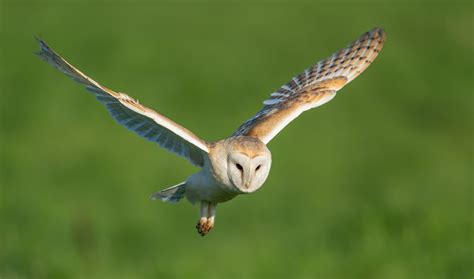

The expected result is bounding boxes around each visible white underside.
[185,170,238,204]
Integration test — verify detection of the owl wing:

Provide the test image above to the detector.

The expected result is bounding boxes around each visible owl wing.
[233,27,386,144]
[37,39,209,167]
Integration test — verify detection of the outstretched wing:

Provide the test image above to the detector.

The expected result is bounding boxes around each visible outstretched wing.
[37,39,209,167]
[233,27,386,144]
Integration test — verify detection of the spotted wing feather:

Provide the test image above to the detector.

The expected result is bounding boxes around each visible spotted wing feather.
[233,27,386,144]
[37,39,209,167]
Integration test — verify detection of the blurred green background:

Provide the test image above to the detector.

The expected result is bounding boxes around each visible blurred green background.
[1,0,472,278]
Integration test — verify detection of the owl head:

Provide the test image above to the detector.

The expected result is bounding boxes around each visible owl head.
[210,136,272,194]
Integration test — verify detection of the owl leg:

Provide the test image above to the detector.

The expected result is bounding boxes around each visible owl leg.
[196,201,209,236]
[205,203,217,232]
[195,202,216,236]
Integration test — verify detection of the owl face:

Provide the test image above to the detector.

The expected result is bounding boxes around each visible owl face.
[208,136,272,194]
[227,151,271,193]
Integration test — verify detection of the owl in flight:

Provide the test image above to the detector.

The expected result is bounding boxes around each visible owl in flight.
[37,27,385,236]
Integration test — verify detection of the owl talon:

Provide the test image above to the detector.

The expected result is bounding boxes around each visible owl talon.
[196,217,215,236]
[196,218,209,236]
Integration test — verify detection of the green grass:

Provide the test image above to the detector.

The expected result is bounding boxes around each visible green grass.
[1,1,472,278]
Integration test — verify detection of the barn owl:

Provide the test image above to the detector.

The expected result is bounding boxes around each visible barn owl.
[37,27,386,236]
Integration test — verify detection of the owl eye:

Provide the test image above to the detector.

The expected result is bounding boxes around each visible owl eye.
[236,163,243,171]
[255,165,261,171]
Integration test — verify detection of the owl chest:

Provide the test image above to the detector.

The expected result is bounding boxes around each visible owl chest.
[185,171,237,204]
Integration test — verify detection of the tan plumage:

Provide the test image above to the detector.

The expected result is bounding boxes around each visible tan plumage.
[37,27,386,236]
[234,27,386,144]
[36,39,209,166]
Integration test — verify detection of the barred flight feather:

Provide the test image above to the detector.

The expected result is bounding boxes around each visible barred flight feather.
[233,28,386,144]
[37,38,209,167]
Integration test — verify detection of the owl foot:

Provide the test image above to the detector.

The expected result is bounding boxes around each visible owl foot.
[196,202,216,236]
[196,217,214,236]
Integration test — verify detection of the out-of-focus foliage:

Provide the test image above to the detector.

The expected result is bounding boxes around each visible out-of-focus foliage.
[1,1,472,278]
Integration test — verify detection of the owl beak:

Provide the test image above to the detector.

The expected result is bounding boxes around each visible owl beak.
[242,163,252,189]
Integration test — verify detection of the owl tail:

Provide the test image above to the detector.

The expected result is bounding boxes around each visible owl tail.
[150,182,187,203]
